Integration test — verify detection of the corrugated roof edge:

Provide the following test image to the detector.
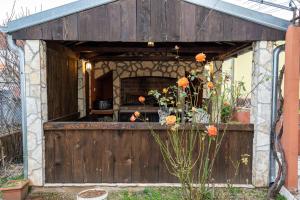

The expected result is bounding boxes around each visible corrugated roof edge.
[184,0,289,31]
[2,0,289,33]
[0,26,7,33]
[3,0,116,33]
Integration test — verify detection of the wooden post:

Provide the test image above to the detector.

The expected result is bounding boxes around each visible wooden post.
[282,25,300,191]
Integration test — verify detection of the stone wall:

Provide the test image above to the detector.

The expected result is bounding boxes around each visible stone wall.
[78,60,86,118]
[24,40,47,186]
[251,41,274,187]
[94,60,203,119]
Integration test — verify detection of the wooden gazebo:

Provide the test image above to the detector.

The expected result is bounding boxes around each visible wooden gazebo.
[1,0,288,187]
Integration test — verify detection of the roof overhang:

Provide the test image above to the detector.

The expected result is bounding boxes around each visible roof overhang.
[0,0,289,34]
[2,0,116,33]
[184,0,289,31]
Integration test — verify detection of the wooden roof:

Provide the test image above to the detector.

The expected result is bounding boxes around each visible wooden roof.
[9,0,286,42]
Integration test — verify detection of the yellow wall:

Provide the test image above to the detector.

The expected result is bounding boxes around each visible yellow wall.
[223,42,286,96]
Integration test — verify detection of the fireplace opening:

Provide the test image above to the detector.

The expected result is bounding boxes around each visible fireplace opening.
[121,76,177,106]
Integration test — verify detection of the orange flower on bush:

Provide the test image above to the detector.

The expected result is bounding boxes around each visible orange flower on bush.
[130,115,136,122]
[207,125,218,137]
[134,111,140,118]
[223,101,230,107]
[138,96,145,103]
[207,81,214,89]
[195,53,206,62]
[177,77,189,89]
[165,115,177,126]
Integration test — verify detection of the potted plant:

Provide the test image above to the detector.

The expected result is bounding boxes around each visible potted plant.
[224,81,250,124]
[232,106,250,124]
[77,189,108,200]
[0,179,29,200]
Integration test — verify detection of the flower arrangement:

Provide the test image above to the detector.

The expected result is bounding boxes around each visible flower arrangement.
[130,50,249,200]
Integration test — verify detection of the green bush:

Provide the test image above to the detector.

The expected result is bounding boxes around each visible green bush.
[276,194,287,200]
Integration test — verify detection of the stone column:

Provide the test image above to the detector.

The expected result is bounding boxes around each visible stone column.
[211,61,223,123]
[78,60,86,118]
[251,41,274,187]
[24,40,47,186]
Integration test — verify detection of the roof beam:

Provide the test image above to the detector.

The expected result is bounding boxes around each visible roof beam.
[217,43,252,60]
[91,55,216,62]
[72,46,229,54]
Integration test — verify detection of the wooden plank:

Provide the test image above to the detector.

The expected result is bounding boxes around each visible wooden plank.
[63,14,78,40]
[43,122,255,131]
[47,44,78,120]
[136,0,151,41]
[195,6,209,41]
[72,131,85,183]
[63,130,73,183]
[180,1,196,42]
[232,17,248,42]
[44,123,253,184]
[212,131,231,183]
[202,10,224,41]
[101,130,114,183]
[88,131,103,183]
[166,0,181,41]
[150,0,167,41]
[96,6,110,41]
[222,14,234,42]
[0,132,22,163]
[53,132,65,183]
[107,1,121,41]
[49,18,64,40]
[80,130,100,183]
[113,130,132,183]
[132,130,160,183]
[45,131,55,183]
[158,130,178,183]
[77,9,93,41]
[78,6,109,41]
[120,0,136,41]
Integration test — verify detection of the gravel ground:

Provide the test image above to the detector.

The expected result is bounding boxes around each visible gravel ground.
[26,186,268,200]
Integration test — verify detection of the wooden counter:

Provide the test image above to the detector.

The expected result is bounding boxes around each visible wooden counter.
[44,122,254,131]
[44,121,253,184]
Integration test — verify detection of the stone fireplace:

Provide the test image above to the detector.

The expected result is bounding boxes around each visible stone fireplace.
[121,76,176,106]
[94,60,203,120]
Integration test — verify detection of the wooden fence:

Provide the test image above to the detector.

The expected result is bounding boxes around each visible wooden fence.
[44,122,253,184]
[0,132,22,164]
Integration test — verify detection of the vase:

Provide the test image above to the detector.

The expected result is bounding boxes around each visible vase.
[0,180,29,200]
[77,189,108,200]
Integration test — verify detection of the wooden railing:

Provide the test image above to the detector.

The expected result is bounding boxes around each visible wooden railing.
[44,122,253,184]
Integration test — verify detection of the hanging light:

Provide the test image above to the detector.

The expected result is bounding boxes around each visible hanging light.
[86,62,92,73]
[147,41,155,47]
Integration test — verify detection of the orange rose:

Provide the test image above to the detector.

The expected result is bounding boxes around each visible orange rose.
[165,115,177,126]
[130,115,136,122]
[138,96,145,104]
[223,101,230,107]
[134,111,140,118]
[177,77,189,89]
[207,82,214,89]
[207,125,218,137]
[195,53,206,62]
